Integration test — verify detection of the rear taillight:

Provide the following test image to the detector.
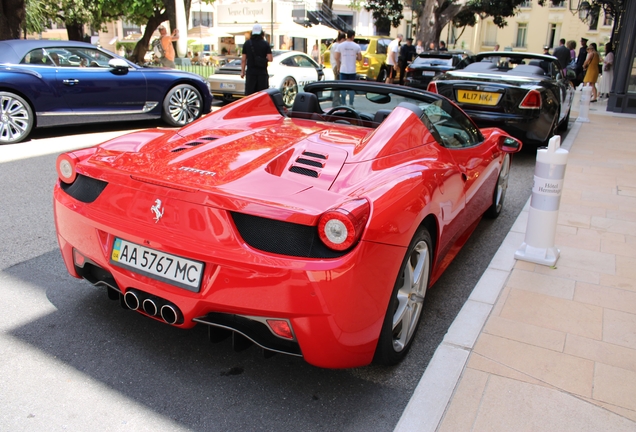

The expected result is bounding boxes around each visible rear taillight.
[56,153,79,184]
[363,57,369,67]
[56,147,97,184]
[427,81,438,93]
[519,89,542,109]
[317,199,370,251]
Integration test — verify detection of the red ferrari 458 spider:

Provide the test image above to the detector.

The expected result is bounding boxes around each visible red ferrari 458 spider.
[53,81,521,368]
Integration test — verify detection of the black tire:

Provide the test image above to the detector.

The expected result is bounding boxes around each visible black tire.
[485,154,511,219]
[161,84,203,127]
[376,66,388,82]
[374,227,432,365]
[280,76,298,108]
[0,91,34,145]
[557,108,570,132]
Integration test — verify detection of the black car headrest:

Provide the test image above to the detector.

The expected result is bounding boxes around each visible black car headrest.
[291,92,321,119]
[373,109,393,124]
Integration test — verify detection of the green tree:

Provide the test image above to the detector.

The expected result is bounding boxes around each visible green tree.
[24,0,47,37]
[363,0,403,35]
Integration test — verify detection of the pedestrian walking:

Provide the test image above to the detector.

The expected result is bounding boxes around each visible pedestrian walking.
[241,23,273,96]
[334,30,362,106]
[398,38,416,85]
[386,34,403,83]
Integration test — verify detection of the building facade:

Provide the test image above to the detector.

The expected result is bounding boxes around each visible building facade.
[442,0,614,55]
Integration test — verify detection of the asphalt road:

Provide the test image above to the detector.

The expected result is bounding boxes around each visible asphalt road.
[0,119,569,431]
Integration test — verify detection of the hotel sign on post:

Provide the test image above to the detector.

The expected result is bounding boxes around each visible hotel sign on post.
[218,2,274,24]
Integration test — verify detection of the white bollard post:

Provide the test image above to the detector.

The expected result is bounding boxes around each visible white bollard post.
[515,135,569,266]
[576,86,591,123]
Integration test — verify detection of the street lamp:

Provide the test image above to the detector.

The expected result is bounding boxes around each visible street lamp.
[578,0,592,20]
[569,0,592,21]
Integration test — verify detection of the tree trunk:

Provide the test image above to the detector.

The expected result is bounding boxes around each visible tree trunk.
[0,0,25,40]
[130,13,167,64]
[415,0,462,48]
[66,22,85,41]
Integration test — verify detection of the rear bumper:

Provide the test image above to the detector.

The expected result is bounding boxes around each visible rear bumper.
[465,110,552,144]
[54,186,405,368]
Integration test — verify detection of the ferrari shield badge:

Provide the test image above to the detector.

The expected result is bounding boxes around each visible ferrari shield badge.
[151,199,164,223]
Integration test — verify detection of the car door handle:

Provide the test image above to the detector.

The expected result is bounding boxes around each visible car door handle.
[62,79,80,85]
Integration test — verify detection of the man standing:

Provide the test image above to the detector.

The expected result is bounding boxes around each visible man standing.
[330,32,346,77]
[398,38,416,85]
[158,25,179,68]
[334,30,362,105]
[330,32,346,106]
[241,23,273,96]
[575,37,589,85]
[552,38,571,73]
[438,41,448,51]
[386,33,402,83]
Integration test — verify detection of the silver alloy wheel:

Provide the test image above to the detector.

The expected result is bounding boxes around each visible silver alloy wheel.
[163,85,202,126]
[0,93,33,144]
[281,76,298,107]
[392,239,430,352]
[494,154,511,211]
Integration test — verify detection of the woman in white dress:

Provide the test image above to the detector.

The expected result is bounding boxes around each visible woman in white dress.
[600,42,614,98]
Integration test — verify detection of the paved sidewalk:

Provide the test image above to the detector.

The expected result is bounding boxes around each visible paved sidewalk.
[396,102,636,431]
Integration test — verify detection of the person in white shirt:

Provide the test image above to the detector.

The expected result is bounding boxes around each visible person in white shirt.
[334,30,362,105]
[329,32,346,106]
[386,33,403,83]
[415,40,424,55]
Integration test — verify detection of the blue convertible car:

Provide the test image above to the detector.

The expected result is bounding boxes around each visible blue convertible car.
[0,39,213,144]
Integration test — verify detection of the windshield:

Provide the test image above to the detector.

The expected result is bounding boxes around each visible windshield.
[412,57,453,67]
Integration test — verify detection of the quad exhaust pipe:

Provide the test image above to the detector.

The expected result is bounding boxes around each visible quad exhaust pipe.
[123,289,182,325]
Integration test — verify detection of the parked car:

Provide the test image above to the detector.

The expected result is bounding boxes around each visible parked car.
[53,80,522,368]
[207,50,325,107]
[0,39,213,145]
[427,52,575,145]
[323,35,393,81]
[404,50,472,89]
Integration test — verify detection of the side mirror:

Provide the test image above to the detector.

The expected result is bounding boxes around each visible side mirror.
[499,135,522,153]
[109,58,130,73]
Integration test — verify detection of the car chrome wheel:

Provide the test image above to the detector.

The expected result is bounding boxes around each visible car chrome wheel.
[374,228,432,365]
[486,153,511,218]
[392,239,429,352]
[162,84,203,127]
[281,76,298,108]
[0,92,34,145]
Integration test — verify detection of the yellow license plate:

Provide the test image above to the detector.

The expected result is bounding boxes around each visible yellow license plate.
[456,90,501,106]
